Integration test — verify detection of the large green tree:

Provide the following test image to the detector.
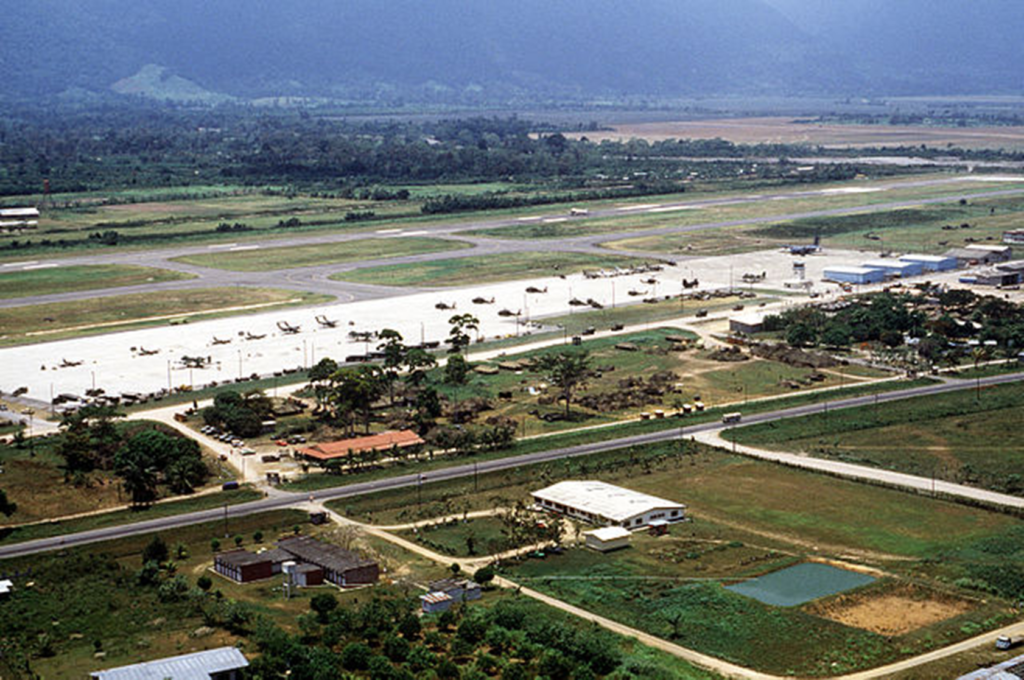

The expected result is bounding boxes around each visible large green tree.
[330,365,385,435]
[534,350,591,418]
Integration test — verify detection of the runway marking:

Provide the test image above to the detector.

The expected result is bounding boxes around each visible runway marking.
[2,261,38,268]
[397,230,429,237]
[515,216,541,222]
[618,203,661,211]
[820,188,882,195]
[207,243,237,249]
[376,228,402,234]
[543,218,568,224]
[648,205,697,213]
[229,245,260,252]
[21,263,59,271]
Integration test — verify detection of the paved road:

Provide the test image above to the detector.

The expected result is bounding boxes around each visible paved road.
[2,370,1022,561]
[2,177,1021,310]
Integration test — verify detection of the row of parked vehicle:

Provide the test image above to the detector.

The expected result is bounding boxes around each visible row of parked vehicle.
[199,424,246,448]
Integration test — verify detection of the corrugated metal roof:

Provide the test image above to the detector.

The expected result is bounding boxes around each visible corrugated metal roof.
[420,591,452,604]
[91,646,248,680]
[277,535,376,574]
[532,481,684,523]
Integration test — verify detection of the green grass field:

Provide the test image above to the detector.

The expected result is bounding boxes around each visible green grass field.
[351,438,1019,675]
[335,251,649,287]
[0,287,332,346]
[0,488,263,546]
[345,441,1020,675]
[396,516,514,557]
[171,237,472,272]
[469,178,1024,243]
[727,379,1024,496]
[0,264,194,300]
[608,190,1024,257]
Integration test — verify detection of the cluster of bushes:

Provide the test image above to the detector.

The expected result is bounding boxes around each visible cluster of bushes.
[420,183,683,215]
[202,390,272,438]
[215,221,253,233]
[54,406,209,502]
[246,594,626,680]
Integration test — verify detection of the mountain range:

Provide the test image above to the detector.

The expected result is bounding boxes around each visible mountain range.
[1,0,1022,103]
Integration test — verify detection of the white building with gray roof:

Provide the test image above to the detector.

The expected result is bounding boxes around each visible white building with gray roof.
[531,480,685,529]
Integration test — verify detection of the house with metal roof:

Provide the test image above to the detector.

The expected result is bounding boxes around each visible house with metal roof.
[213,548,292,583]
[531,480,685,530]
[90,646,248,680]
[296,430,424,462]
[277,535,379,587]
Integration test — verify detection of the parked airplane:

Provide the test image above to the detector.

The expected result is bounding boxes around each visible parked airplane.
[277,321,300,334]
[60,358,83,367]
[138,347,160,356]
[315,315,339,328]
[211,336,232,345]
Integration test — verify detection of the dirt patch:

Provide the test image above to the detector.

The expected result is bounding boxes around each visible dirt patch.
[808,586,972,635]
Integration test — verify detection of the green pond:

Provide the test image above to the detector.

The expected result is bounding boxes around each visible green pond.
[725,562,875,607]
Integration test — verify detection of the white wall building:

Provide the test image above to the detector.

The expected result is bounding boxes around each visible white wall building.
[531,480,685,529]
[585,526,633,552]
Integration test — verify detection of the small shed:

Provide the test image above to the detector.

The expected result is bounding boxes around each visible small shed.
[428,578,481,602]
[822,266,886,285]
[585,526,633,552]
[420,591,453,614]
[899,254,957,272]
[729,312,764,335]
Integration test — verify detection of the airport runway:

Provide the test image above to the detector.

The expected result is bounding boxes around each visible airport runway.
[1,175,1022,310]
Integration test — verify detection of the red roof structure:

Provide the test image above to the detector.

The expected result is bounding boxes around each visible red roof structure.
[297,430,424,461]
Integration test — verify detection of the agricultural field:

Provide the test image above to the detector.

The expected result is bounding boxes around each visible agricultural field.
[562,116,1024,149]
[0,287,332,346]
[0,265,194,300]
[727,379,1024,496]
[342,439,1022,676]
[334,251,649,288]
[171,237,472,272]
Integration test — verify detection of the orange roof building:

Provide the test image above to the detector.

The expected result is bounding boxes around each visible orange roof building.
[297,430,424,461]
